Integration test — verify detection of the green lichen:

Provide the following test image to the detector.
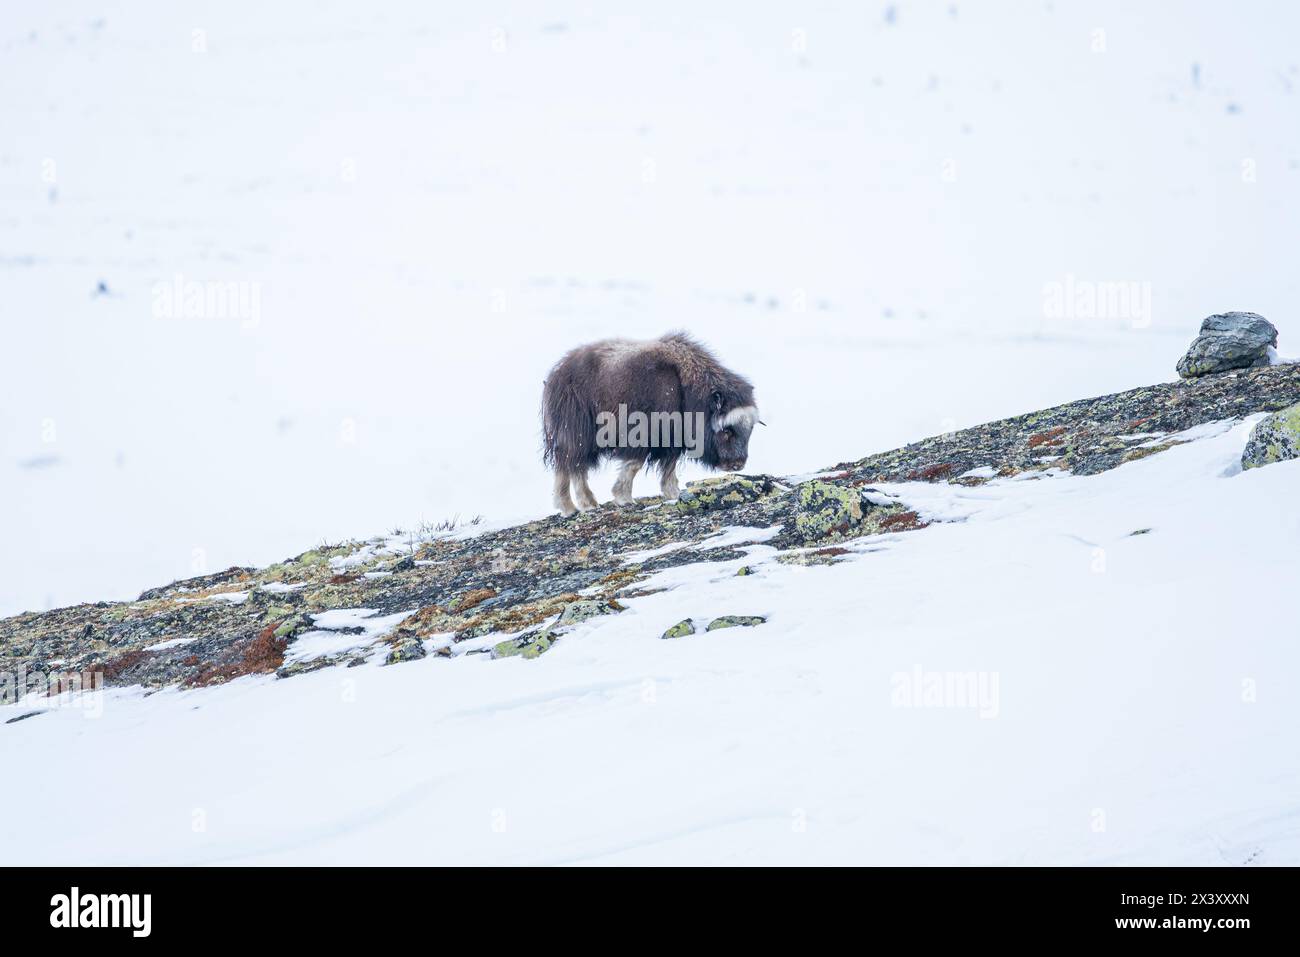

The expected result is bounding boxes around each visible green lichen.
[558,598,624,626]
[491,629,555,660]
[705,615,767,631]
[793,480,863,543]
[676,475,770,512]
[1242,401,1300,469]
[272,615,306,638]
[661,619,695,639]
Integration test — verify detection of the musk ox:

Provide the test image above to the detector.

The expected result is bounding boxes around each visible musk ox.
[542,332,760,516]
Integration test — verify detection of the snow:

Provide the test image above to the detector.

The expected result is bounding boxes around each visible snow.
[620,526,780,564]
[177,591,249,605]
[144,637,196,652]
[619,541,693,565]
[5,421,1299,865]
[285,608,416,663]
[259,582,307,594]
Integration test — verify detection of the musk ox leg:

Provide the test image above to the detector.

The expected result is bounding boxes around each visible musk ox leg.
[571,470,599,511]
[553,469,578,517]
[611,458,642,506]
[659,459,680,500]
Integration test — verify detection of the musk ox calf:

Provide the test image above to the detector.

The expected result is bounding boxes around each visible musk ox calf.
[542,332,760,516]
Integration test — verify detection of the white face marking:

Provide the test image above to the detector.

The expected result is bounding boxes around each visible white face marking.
[714,405,758,431]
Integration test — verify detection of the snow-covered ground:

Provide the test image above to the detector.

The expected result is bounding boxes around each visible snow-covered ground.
[3,2,1300,864]
[4,1,1300,615]
[5,419,1298,864]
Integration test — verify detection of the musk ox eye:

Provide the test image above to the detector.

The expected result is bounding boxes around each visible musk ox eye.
[722,427,735,440]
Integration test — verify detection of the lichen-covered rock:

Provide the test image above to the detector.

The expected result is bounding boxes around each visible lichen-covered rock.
[661,619,695,639]
[557,598,624,626]
[677,475,773,512]
[793,481,863,543]
[1176,312,1278,379]
[489,599,623,659]
[384,635,427,665]
[491,628,555,660]
[705,616,767,631]
[1242,402,1300,470]
[273,615,307,639]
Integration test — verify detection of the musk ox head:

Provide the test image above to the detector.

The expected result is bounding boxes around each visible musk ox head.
[701,390,759,472]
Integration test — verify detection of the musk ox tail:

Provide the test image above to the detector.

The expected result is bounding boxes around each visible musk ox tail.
[541,371,600,473]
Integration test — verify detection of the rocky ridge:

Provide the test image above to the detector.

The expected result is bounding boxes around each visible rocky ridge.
[4,361,1300,700]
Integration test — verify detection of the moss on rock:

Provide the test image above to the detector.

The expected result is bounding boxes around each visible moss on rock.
[557,598,624,626]
[793,481,863,543]
[1242,401,1300,469]
[676,475,773,512]
[491,628,555,660]
[661,619,695,639]
[705,615,767,631]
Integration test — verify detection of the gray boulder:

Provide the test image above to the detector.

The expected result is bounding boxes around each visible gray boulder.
[1242,402,1300,470]
[1176,312,1277,379]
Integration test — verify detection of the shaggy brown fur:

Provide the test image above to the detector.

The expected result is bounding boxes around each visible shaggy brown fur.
[542,332,759,514]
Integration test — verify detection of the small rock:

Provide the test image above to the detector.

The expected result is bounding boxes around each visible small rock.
[384,635,428,665]
[273,615,306,639]
[660,619,695,639]
[705,615,767,631]
[1175,312,1277,378]
[491,628,555,660]
[557,598,623,626]
[677,475,772,512]
[1242,402,1300,470]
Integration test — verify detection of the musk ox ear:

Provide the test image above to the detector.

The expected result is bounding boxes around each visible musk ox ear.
[710,390,724,412]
